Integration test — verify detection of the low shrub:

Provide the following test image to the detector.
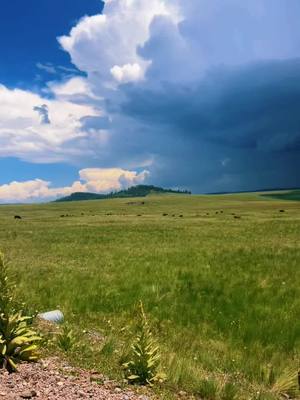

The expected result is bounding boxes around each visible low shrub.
[0,312,40,372]
[0,252,41,372]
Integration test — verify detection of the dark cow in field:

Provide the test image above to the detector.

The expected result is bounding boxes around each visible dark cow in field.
[14,215,22,219]
[127,201,145,205]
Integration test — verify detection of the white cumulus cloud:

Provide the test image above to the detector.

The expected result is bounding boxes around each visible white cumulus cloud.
[0,168,149,203]
[79,167,149,193]
[0,0,181,166]
[0,84,100,163]
[47,76,99,100]
[110,63,144,83]
[58,0,180,86]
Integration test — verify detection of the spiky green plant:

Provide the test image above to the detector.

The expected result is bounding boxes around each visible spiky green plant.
[57,324,75,352]
[0,252,41,372]
[270,367,300,398]
[0,313,41,372]
[122,301,166,385]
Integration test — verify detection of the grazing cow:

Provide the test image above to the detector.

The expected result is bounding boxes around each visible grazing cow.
[179,215,183,218]
[14,215,22,219]
[234,215,241,219]
[163,213,168,216]
[279,209,285,213]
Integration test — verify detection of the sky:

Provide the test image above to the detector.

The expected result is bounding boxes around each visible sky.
[0,0,300,203]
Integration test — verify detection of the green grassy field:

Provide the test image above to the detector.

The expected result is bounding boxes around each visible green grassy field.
[0,193,299,399]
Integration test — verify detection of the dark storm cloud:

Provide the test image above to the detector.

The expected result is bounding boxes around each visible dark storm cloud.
[68,0,300,193]
[33,104,50,124]
[80,115,111,130]
[104,58,300,192]
[121,59,300,152]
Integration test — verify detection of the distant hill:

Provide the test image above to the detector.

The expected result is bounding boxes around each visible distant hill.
[208,187,300,195]
[55,185,191,202]
[262,189,300,201]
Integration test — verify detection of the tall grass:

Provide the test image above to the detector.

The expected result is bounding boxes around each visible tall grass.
[0,194,299,397]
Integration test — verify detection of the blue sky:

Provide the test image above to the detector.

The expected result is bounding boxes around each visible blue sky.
[0,0,299,202]
[0,0,103,87]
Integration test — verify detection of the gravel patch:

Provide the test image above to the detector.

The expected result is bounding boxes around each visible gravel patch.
[0,358,152,400]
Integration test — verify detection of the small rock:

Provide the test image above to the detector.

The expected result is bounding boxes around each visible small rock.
[179,390,187,396]
[90,369,100,375]
[115,387,122,393]
[20,391,33,399]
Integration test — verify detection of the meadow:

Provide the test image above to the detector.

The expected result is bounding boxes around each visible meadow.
[0,193,299,399]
